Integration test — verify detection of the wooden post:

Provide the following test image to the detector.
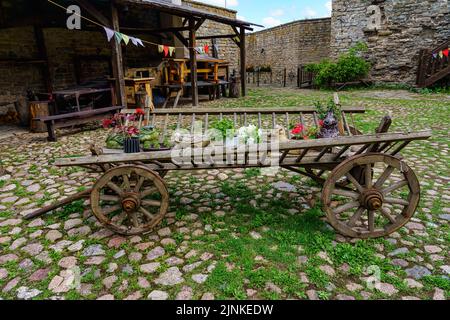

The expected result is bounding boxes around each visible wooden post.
[189,19,198,107]
[111,2,126,107]
[33,26,52,93]
[283,68,287,87]
[239,26,246,97]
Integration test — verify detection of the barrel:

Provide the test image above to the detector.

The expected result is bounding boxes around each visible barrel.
[29,101,50,133]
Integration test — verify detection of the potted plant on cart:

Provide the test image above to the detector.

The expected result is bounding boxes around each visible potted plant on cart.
[314,99,344,135]
[103,110,144,153]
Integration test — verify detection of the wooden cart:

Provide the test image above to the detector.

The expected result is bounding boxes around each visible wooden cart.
[26,106,432,239]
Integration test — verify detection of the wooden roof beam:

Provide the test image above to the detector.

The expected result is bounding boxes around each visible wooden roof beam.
[74,0,111,27]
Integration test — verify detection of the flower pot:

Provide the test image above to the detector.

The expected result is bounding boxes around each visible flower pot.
[124,137,141,153]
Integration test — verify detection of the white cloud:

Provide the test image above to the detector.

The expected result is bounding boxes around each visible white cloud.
[325,1,332,15]
[195,0,239,8]
[302,7,318,18]
[270,9,284,17]
[262,16,282,28]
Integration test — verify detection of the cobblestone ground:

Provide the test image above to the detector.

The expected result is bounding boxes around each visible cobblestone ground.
[0,88,448,300]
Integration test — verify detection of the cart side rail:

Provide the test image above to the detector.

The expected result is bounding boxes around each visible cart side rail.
[55,130,432,169]
[120,106,366,143]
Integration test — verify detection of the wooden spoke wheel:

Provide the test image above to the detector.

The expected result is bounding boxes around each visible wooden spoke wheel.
[90,165,169,236]
[322,153,420,239]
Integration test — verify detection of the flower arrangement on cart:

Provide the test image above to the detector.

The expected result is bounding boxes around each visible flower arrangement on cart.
[103,109,171,153]
[102,98,343,153]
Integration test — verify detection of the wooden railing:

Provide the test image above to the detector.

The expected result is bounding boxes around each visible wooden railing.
[417,40,450,87]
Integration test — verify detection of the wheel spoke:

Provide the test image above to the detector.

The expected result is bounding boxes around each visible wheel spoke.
[374,166,395,189]
[106,182,124,197]
[115,211,127,225]
[332,188,359,199]
[139,207,155,221]
[365,164,372,189]
[384,197,409,206]
[122,175,130,191]
[134,176,145,193]
[102,205,122,215]
[379,206,396,224]
[333,201,361,215]
[141,187,158,198]
[142,199,162,207]
[381,180,408,195]
[100,195,120,202]
[368,210,375,232]
[130,211,139,228]
[348,206,365,227]
[345,173,365,193]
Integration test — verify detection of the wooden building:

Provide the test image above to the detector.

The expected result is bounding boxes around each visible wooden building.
[0,0,260,124]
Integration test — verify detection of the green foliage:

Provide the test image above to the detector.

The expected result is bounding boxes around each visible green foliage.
[210,118,235,140]
[314,98,342,120]
[306,42,371,88]
[244,168,261,178]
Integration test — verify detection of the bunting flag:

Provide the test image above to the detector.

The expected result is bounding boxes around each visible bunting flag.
[135,38,145,47]
[158,45,164,53]
[122,34,130,45]
[204,44,209,54]
[163,45,169,57]
[114,31,123,43]
[168,47,175,56]
[103,27,115,42]
[443,48,449,57]
[439,50,443,59]
[432,53,438,59]
[130,37,138,46]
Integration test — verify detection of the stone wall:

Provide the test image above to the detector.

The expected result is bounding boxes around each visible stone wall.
[246,18,331,85]
[331,0,450,84]
[183,0,240,72]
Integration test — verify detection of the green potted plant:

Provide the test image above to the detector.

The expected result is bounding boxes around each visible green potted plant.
[140,126,172,151]
[102,110,144,153]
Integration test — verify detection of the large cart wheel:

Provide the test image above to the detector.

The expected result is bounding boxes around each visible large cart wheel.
[90,165,169,236]
[322,153,420,239]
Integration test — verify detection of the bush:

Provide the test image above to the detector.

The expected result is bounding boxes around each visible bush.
[306,42,371,88]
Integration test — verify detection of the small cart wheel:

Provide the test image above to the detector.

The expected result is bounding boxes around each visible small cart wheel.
[90,165,169,236]
[322,153,420,239]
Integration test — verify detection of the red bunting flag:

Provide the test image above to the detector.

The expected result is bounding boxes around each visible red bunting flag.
[163,45,169,57]
[443,48,449,57]
[204,44,209,54]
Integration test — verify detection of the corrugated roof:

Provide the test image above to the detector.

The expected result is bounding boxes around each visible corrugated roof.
[118,0,263,30]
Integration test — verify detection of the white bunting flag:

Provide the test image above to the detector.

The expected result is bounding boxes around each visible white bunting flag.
[103,27,115,42]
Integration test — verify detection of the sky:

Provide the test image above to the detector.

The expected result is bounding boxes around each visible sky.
[194,0,333,30]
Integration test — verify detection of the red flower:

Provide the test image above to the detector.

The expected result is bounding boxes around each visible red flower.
[126,126,140,136]
[102,119,113,128]
[291,124,304,135]
[318,120,324,127]
[135,108,145,116]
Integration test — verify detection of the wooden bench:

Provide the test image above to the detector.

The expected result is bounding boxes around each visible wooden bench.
[34,106,122,142]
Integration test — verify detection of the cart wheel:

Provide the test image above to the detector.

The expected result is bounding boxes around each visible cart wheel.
[91,165,169,236]
[322,153,420,239]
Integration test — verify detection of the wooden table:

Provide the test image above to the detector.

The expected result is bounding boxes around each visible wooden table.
[53,88,112,113]
[162,56,228,85]
[124,77,155,107]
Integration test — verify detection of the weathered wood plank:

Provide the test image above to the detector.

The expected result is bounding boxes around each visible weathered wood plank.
[55,130,432,167]
[148,106,365,115]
